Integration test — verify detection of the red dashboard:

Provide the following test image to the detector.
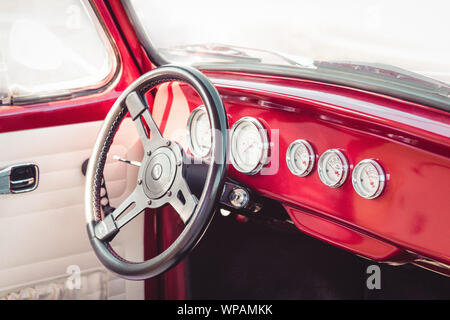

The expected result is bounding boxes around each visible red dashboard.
[179,71,450,273]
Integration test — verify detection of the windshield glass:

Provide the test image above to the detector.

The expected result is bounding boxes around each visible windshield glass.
[128,0,450,110]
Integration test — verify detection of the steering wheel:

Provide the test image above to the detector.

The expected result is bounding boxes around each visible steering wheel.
[84,65,228,280]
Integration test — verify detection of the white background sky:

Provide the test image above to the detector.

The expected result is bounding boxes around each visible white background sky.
[132,0,450,84]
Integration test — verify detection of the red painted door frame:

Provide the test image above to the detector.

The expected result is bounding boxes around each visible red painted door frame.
[106,0,187,299]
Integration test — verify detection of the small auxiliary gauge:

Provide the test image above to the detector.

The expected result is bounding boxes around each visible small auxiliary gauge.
[286,139,315,177]
[352,159,385,199]
[318,149,349,188]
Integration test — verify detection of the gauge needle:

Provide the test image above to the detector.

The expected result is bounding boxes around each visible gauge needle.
[243,142,255,153]
[327,163,340,176]
[365,170,375,187]
[113,155,141,167]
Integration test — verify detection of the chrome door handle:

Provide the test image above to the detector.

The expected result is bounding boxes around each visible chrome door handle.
[10,177,35,188]
[0,163,39,194]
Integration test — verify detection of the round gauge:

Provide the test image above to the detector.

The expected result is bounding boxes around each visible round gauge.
[187,106,212,158]
[318,149,349,188]
[352,159,385,199]
[230,117,270,175]
[286,139,315,177]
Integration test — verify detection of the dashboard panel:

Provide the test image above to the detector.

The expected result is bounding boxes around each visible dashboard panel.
[177,70,450,271]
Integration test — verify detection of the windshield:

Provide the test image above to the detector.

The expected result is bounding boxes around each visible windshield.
[127,0,450,111]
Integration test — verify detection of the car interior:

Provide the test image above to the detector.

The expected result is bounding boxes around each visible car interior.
[0,0,449,300]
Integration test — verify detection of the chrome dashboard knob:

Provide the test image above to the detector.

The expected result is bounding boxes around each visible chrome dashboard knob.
[228,187,249,209]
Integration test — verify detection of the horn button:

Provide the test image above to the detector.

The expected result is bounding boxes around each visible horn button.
[142,147,177,199]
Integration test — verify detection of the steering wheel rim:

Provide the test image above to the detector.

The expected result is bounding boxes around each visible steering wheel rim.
[85,64,228,280]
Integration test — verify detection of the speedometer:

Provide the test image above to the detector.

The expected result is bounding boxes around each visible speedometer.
[187,106,211,158]
[318,149,349,188]
[230,117,270,175]
[286,139,315,177]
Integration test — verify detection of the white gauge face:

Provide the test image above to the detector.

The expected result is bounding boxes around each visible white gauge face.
[230,117,269,175]
[352,159,385,199]
[286,140,315,177]
[318,149,348,187]
[187,106,211,158]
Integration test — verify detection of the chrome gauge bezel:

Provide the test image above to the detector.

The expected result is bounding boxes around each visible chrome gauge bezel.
[352,159,385,199]
[286,139,315,177]
[318,149,349,188]
[230,117,270,175]
[186,105,211,158]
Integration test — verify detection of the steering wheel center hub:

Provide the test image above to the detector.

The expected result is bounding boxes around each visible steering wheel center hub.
[151,163,163,180]
[143,147,177,199]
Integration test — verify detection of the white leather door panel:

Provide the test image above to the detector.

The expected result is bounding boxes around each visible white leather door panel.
[0,119,144,299]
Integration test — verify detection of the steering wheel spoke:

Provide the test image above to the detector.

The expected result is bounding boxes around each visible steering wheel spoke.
[125,91,163,148]
[170,177,198,224]
[94,187,148,242]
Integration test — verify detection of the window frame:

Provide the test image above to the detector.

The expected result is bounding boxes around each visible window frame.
[4,0,121,106]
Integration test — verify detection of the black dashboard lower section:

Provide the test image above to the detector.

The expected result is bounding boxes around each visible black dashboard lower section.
[186,213,450,299]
